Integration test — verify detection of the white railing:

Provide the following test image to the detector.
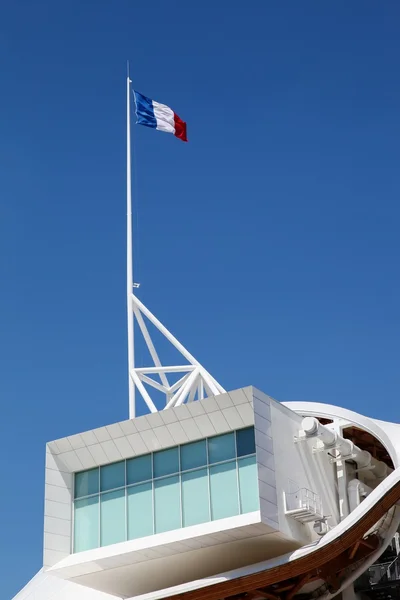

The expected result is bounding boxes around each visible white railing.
[284,487,323,523]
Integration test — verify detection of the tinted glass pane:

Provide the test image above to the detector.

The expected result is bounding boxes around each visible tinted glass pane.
[75,468,99,499]
[154,475,181,533]
[153,447,179,478]
[208,432,235,464]
[100,461,125,492]
[181,468,210,527]
[238,456,259,513]
[236,427,256,457]
[180,440,207,471]
[209,460,239,520]
[74,496,99,552]
[127,454,152,485]
[127,482,153,540]
[100,489,126,546]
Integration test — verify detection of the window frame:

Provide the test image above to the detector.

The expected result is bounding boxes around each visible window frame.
[72,426,258,553]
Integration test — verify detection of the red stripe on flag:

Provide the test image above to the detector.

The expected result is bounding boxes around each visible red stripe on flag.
[173,113,187,142]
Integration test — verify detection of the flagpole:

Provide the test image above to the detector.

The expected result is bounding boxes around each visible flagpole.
[127,71,135,419]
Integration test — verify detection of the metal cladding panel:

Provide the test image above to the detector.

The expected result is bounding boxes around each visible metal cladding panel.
[252,391,279,528]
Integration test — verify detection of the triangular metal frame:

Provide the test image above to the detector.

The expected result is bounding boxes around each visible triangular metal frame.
[129,294,226,416]
[125,78,224,418]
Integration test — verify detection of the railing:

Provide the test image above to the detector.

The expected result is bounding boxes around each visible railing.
[284,488,323,523]
[355,555,400,592]
[378,555,400,585]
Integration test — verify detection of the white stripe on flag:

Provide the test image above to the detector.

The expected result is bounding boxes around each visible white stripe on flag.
[153,101,175,134]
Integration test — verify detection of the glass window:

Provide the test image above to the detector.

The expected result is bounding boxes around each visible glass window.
[180,440,207,472]
[100,461,125,492]
[238,455,259,513]
[181,468,210,527]
[209,460,239,520]
[127,482,153,540]
[208,432,235,464]
[100,489,126,546]
[74,496,99,552]
[153,447,179,479]
[127,454,152,485]
[73,427,261,554]
[75,468,99,499]
[236,427,256,457]
[154,475,181,533]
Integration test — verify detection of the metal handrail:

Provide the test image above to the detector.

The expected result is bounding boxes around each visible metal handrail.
[377,553,400,584]
[356,554,400,591]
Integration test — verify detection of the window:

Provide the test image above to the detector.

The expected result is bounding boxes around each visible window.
[208,432,235,464]
[154,475,181,533]
[180,440,207,471]
[181,468,209,526]
[127,482,153,539]
[238,455,259,513]
[236,427,256,457]
[127,454,152,485]
[74,496,99,552]
[210,460,239,519]
[100,489,125,546]
[75,468,98,499]
[153,447,179,478]
[100,461,125,492]
[73,426,259,553]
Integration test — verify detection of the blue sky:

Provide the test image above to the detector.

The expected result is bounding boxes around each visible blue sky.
[1,1,400,596]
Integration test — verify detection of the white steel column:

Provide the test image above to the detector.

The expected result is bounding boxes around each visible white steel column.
[127,74,135,419]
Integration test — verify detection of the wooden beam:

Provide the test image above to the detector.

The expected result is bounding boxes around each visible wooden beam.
[348,541,360,560]
[247,591,279,600]
[256,592,279,600]
[325,574,341,593]
[359,537,378,551]
[285,575,310,600]
[270,585,294,593]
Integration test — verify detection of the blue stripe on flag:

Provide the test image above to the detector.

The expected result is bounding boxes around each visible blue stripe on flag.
[133,91,157,129]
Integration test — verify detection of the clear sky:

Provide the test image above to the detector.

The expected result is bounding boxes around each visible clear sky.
[1,1,400,597]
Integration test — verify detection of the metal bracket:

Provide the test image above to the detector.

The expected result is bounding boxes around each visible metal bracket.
[294,434,307,443]
[312,440,340,455]
[294,430,324,444]
[329,452,357,464]
[354,464,376,474]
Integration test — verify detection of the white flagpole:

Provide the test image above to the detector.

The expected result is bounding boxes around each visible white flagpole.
[126,70,135,418]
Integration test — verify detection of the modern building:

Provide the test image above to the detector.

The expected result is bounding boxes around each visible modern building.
[12,380,400,600]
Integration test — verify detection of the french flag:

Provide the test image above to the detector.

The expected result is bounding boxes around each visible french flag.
[133,90,187,142]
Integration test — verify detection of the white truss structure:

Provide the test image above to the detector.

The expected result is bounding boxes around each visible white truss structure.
[126,76,224,418]
[128,293,226,418]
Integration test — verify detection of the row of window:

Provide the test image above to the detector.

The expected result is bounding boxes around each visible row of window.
[74,454,259,553]
[75,427,256,499]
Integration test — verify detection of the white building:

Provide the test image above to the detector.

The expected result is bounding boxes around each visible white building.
[12,385,400,600]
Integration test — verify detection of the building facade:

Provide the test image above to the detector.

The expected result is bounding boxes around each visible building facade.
[13,386,400,600]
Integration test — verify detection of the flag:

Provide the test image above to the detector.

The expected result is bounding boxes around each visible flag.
[133,90,187,142]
